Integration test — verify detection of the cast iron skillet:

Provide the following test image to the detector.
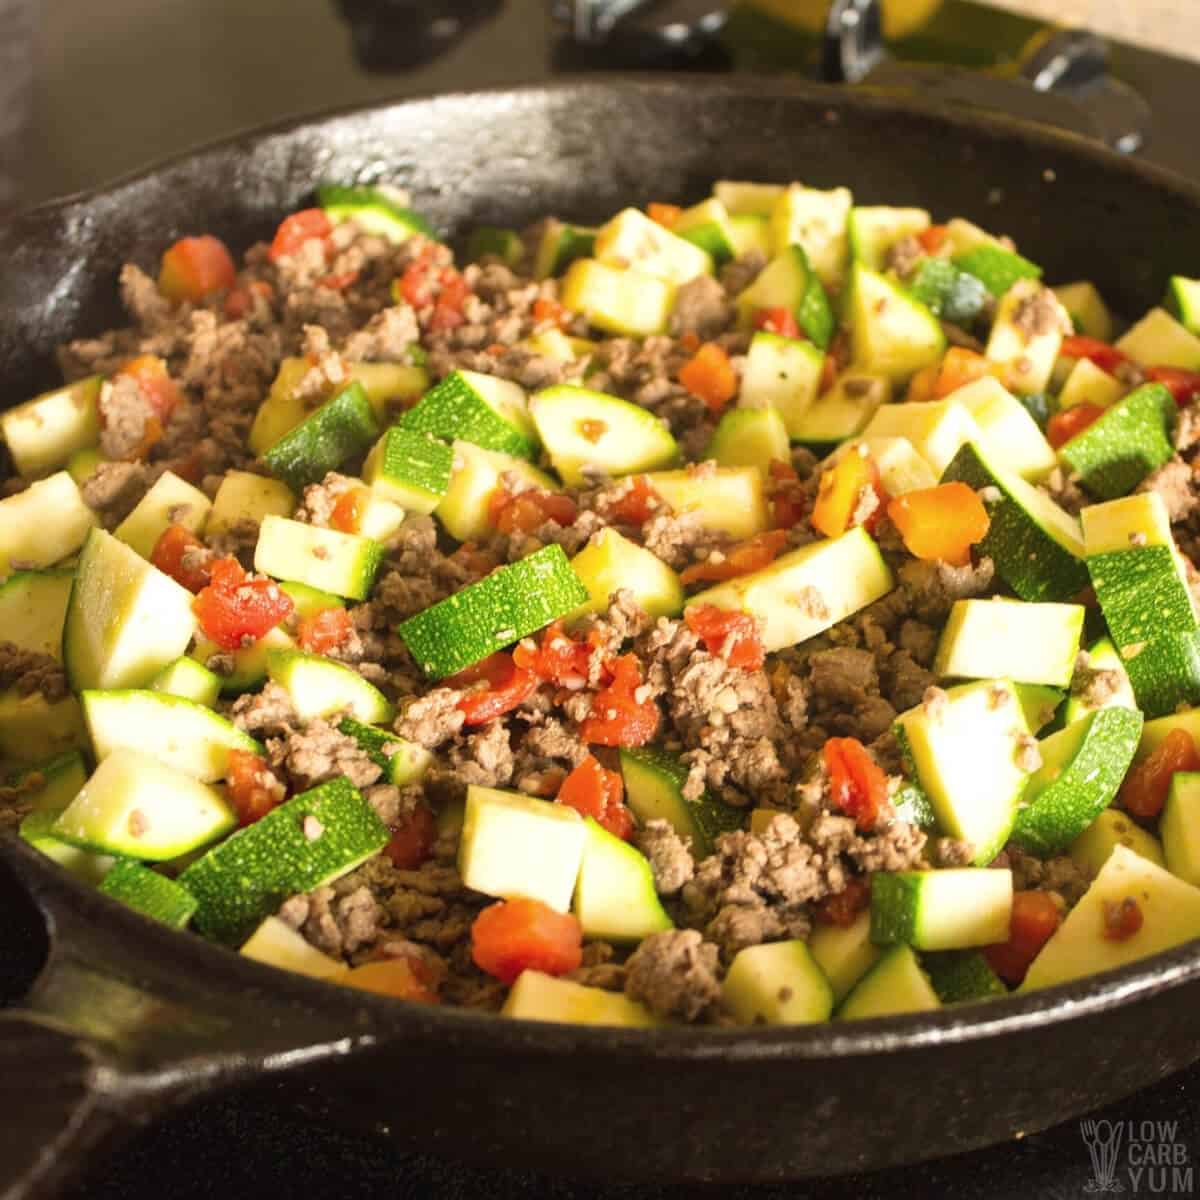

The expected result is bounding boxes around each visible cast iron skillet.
[3,78,1200,1199]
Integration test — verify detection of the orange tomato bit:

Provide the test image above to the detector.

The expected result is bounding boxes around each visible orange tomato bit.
[679,529,789,585]
[1120,728,1200,820]
[887,482,990,567]
[933,347,994,398]
[158,235,237,303]
[647,202,682,228]
[678,342,738,414]
[1046,403,1105,449]
[811,446,876,539]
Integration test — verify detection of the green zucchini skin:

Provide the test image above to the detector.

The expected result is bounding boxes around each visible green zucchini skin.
[262,382,380,493]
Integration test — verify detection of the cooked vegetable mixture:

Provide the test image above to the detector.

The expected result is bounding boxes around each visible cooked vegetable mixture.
[6,180,1200,1026]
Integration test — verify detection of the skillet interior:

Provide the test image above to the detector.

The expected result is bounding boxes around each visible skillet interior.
[3,78,1200,1183]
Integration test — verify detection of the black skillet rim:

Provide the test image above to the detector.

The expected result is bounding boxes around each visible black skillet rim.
[6,74,1200,1065]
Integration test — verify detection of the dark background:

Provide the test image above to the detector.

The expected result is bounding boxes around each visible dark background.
[14,0,1200,1194]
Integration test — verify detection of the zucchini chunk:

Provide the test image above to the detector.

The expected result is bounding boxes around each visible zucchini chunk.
[946,376,1056,482]
[823,437,937,498]
[838,944,941,1020]
[1009,707,1143,857]
[533,220,597,280]
[19,809,117,885]
[0,690,87,764]
[467,226,524,267]
[921,950,1008,1004]
[63,528,196,692]
[985,280,1068,396]
[706,407,791,475]
[179,777,389,945]
[254,514,383,602]
[207,470,295,539]
[714,180,784,217]
[1163,772,1200,886]
[5,750,87,813]
[0,569,73,660]
[239,915,344,980]
[870,868,1013,951]
[1053,281,1114,341]
[53,748,235,861]
[529,385,679,487]
[737,331,824,435]
[1063,637,1135,726]
[594,207,712,284]
[849,264,945,382]
[560,259,675,337]
[672,198,738,264]
[338,717,432,787]
[768,183,852,292]
[113,470,212,560]
[397,543,588,679]
[1058,383,1175,500]
[1165,276,1200,335]
[99,859,199,929]
[1022,845,1200,991]
[149,657,222,707]
[261,381,380,493]
[83,688,261,782]
[933,598,1085,689]
[0,375,101,479]
[363,425,454,514]
[502,969,659,1027]
[952,243,1041,298]
[267,649,395,725]
[1116,307,1200,370]
[735,246,834,349]
[569,528,684,622]
[317,183,433,241]
[619,746,744,857]
[642,465,769,539]
[942,441,1088,602]
[861,397,979,476]
[400,370,538,461]
[458,785,587,913]
[722,940,834,1026]
[894,679,1032,866]
[1069,808,1165,876]
[191,626,296,698]
[789,371,890,448]
[686,526,894,654]
[573,818,674,943]
[807,911,881,1004]
[435,440,558,543]
[848,205,930,271]
[1057,358,1123,411]
[0,471,96,577]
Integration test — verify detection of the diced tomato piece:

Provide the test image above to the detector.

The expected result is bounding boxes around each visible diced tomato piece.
[223,280,274,319]
[604,475,663,525]
[487,485,578,535]
[150,524,212,593]
[823,737,889,833]
[933,347,996,399]
[192,557,295,652]
[556,754,633,840]
[451,652,538,725]
[268,208,333,261]
[752,307,800,339]
[907,363,940,404]
[579,654,659,747]
[158,235,237,303]
[679,342,738,414]
[679,331,701,354]
[296,606,354,655]
[1102,897,1144,942]
[684,605,765,671]
[329,487,367,534]
[114,354,184,423]
[983,890,1061,986]
[811,446,884,539]
[1146,365,1200,406]
[512,621,592,687]
[680,529,789,586]
[1046,402,1105,449]
[1061,335,1127,374]
[337,958,439,1003]
[470,898,583,984]
[647,202,682,228]
[813,876,871,927]
[767,458,806,529]
[532,297,571,328]
[398,260,434,309]
[887,482,990,567]
[917,224,949,254]
[382,803,437,870]
[225,748,284,827]
[1120,728,1200,820]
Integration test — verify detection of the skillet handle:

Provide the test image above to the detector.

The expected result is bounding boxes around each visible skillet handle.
[0,1012,149,1200]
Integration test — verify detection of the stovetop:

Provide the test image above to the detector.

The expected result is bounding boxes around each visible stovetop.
[17,0,1200,1194]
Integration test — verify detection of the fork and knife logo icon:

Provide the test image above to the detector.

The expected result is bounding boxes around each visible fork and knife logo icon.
[1082,1119,1126,1193]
